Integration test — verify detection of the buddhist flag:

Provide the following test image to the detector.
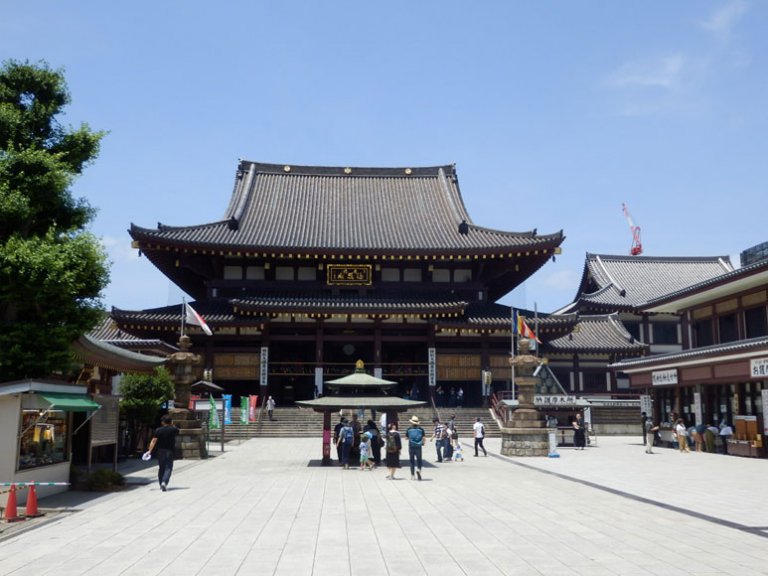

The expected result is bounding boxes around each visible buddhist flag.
[519,317,541,343]
[186,302,213,336]
[512,309,540,342]
[209,396,220,429]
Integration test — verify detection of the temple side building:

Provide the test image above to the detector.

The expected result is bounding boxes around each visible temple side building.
[115,161,569,406]
[551,254,734,395]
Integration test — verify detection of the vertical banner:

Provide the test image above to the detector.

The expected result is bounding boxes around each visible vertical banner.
[223,394,232,425]
[240,396,248,424]
[693,392,702,426]
[428,347,436,388]
[762,389,768,434]
[315,367,323,397]
[249,395,258,422]
[260,346,269,388]
[639,395,652,416]
[209,396,220,430]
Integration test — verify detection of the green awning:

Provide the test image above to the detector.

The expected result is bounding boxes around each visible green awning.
[39,392,100,412]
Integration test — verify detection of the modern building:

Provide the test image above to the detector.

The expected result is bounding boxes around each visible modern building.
[114,161,570,407]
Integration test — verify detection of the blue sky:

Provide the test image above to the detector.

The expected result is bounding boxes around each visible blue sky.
[3,1,766,314]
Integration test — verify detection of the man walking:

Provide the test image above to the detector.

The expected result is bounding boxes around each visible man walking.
[146,414,179,491]
[641,412,648,445]
[266,396,276,421]
[406,416,426,480]
[473,417,487,457]
[430,417,446,462]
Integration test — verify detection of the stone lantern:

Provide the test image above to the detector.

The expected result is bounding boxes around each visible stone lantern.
[165,335,206,459]
[500,339,549,456]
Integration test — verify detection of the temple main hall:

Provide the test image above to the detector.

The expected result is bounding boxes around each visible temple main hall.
[113,161,574,406]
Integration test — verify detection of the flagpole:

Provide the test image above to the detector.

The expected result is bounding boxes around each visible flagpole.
[181,297,186,337]
[534,302,539,358]
[510,307,516,401]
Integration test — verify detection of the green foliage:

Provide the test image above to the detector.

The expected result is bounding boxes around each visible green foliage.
[0,60,109,380]
[86,468,125,491]
[120,367,175,428]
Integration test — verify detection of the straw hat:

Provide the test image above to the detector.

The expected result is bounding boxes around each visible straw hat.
[409,415,420,425]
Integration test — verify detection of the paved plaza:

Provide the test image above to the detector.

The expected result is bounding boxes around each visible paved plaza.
[1,435,768,576]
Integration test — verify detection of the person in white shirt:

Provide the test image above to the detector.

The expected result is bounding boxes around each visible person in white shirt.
[674,418,690,453]
[473,417,487,457]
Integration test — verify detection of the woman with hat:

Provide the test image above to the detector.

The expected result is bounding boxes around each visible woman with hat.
[405,415,426,481]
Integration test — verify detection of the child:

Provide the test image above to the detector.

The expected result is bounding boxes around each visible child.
[359,435,372,470]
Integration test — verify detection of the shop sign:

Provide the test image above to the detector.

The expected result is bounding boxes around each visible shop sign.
[750,357,768,378]
[652,369,678,386]
[535,395,578,405]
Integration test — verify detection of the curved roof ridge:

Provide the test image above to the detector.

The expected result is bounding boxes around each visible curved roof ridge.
[238,160,457,175]
[587,252,732,263]
[606,312,638,343]
[131,220,230,234]
[594,255,625,294]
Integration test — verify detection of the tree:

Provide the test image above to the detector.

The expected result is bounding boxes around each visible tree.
[119,367,175,453]
[0,60,109,381]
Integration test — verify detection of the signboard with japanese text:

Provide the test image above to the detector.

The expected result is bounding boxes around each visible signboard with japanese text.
[327,264,372,286]
[260,347,269,386]
[652,369,678,386]
[428,347,436,387]
[750,357,768,379]
[535,395,578,405]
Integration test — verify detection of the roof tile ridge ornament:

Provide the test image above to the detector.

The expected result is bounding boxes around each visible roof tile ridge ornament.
[437,166,471,228]
[227,161,256,225]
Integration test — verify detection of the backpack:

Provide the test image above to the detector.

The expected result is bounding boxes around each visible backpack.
[343,426,353,442]
[386,432,398,453]
[409,426,424,446]
[439,426,449,440]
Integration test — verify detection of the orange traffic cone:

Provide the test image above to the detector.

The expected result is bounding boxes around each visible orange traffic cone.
[3,485,22,522]
[25,484,42,518]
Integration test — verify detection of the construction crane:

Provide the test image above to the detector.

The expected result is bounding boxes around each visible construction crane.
[622,203,643,256]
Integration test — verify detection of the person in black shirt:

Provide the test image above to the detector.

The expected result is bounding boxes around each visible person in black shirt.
[147,414,179,491]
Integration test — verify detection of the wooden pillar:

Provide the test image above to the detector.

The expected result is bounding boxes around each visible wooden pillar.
[322,410,332,466]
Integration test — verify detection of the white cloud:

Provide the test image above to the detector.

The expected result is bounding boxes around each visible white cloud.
[700,0,748,40]
[100,235,140,263]
[605,53,687,90]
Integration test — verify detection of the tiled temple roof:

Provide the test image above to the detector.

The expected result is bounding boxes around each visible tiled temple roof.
[541,314,649,355]
[557,253,733,313]
[88,317,178,354]
[130,161,563,255]
[232,292,467,317]
[644,258,768,313]
[611,335,768,371]
[433,303,577,336]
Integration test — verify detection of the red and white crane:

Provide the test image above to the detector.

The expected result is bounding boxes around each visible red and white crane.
[622,203,643,256]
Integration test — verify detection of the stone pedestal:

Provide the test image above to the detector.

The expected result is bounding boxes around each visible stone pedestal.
[501,341,549,457]
[169,409,208,459]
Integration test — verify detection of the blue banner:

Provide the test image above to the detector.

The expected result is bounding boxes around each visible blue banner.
[223,394,232,424]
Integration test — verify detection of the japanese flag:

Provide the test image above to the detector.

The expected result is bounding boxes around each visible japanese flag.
[186,303,213,336]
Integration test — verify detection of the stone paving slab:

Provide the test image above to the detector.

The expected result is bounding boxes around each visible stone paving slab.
[1,436,767,575]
